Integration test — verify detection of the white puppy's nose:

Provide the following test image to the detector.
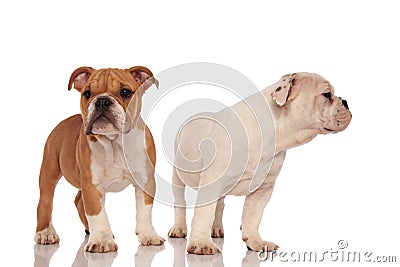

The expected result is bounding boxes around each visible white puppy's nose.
[342,99,349,110]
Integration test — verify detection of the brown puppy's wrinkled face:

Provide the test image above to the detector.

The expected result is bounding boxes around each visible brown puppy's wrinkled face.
[68,67,158,135]
[272,72,352,134]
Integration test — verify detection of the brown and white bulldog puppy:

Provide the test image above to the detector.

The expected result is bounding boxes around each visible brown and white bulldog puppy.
[168,73,352,254]
[35,66,165,252]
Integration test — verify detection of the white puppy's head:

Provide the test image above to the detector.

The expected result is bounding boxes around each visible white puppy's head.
[272,72,352,134]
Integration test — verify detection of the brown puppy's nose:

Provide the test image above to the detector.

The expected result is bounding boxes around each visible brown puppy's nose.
[342,99,349,110]
[95,97,112,112]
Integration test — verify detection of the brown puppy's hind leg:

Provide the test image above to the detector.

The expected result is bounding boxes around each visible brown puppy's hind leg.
[35,145,61,245]
[74,190,89,234]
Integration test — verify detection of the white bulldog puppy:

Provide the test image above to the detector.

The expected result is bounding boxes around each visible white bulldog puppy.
[168,73,352,254]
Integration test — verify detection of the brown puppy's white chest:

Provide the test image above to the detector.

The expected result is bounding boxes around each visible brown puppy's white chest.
[89,135,131,192]
[88,125,150,192]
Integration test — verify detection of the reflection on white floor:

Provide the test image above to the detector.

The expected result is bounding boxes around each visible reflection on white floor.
[34,243,60,267]
[33,236,263,267]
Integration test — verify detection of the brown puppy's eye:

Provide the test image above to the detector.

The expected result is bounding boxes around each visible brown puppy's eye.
[120,88,132,99]
[322,92,332,100]
[83,90,91,99]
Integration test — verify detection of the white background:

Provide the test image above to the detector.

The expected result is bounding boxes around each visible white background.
[1,0,399,266]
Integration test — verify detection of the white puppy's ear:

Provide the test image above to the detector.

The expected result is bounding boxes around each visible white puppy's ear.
[272,73,297,106]
[126,66,159,91]
[68,66,95,92]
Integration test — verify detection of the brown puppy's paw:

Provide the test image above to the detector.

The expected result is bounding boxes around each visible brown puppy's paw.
[187,239,221,255]
[211,227,224,238]
[35,225,60,245]
[168,225,187,238]
[84,236,118,253]
[137,232,165,246]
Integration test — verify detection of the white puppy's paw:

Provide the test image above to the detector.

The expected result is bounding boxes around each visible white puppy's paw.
[84,234,118,253]
[243,234,279,252]
[136,231,165,246]
[35,225,60,245]
[187,237,221,255]
[211,227,224,238]
[168,225,187,238]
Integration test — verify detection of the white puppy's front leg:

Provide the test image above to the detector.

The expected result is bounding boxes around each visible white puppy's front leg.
[241,184,279,252]
[135,188,165,246]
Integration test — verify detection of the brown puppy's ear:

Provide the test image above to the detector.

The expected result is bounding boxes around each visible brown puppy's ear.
[68,67,95,92]
[126,66,159,91]
[272,73,298,106]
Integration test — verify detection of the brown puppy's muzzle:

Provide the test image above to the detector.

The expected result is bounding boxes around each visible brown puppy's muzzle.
[85,96,125,135]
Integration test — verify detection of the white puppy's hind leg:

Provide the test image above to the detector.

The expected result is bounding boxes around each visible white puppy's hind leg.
[187,179,223,255]
[168,168,188,238]
[241,184,279,252]
[211,197,225,238]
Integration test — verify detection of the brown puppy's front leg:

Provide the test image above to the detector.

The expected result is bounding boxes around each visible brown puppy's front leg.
[82,185,117,253]
[135,187,165,246]
[241,184,279,252]
[74,190,89,234]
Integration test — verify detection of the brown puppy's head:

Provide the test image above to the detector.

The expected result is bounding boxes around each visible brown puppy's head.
[68,66,158,135]
[272,72,352,134]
